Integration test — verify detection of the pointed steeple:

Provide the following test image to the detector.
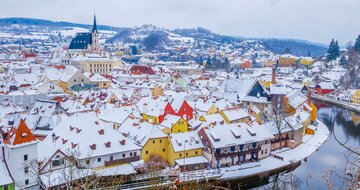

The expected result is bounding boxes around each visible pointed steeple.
[92,12,98,33]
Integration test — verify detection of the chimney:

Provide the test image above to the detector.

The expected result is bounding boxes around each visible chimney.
[120,139,126,145]
[90,144,96,150]
[271,65,276,84]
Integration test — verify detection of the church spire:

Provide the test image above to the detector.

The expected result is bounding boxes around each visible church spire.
[92,12,98,33]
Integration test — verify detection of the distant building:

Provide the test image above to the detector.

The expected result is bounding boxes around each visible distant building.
[278,54,297,67]
[68,14,100,53]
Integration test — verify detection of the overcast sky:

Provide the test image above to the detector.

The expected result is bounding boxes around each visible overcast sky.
[0,0,359,45]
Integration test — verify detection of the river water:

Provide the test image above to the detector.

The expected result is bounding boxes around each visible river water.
[245,101,360,189]
[288,102,360,189]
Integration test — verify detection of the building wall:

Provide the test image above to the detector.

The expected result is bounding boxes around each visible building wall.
[166,141,202,166]
[4,142,38,189]
[171,118,188,134]
[142,114,160,124]
[141,137,168,162]
[0,184,15,190]
[80,59,120,74]
[352,90,360,104]
[206,105,218,115]
[80,149,141,169]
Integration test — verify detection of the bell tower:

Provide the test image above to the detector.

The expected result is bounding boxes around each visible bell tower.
[91,13,100,53]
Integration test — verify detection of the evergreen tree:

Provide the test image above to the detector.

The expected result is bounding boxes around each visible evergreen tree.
[335,40,340,58]
[307,51,311,57]
[199,56,203,66]
[327,39,340,61]
[355,34,360,53]
[284,48,291,54]
[224,57,230,70]
[206,57,211,68]
[340,55,348,67]
[131,45,137,55]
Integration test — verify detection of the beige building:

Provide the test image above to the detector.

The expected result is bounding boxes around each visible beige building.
[72,54,121,74]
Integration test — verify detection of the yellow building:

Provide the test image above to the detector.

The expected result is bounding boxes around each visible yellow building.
[159,114,188,134]
[167,131,204,166]
[118,119,169,162]
[278,54,297,67]
[351,90,360,104]
[220,109,250,124]
[151,85,165,98]
[142,113,160,124]
[299,57,314,66]
[84,72,110,88]
[142,136,168,162]
[73,54,121,74]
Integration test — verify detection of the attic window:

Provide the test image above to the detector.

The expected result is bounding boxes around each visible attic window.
[71,142,78,148]
[230,128,241,139]
[21,133,27,138]
[105,141,111,148]
[90,144,96,150]
[76,128,82,133]
[120,139,126,145]
[62,138,68,144]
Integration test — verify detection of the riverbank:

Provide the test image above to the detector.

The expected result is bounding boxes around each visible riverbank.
[219,119,329,180]
[312,94,360,114]
[108,120,330,190]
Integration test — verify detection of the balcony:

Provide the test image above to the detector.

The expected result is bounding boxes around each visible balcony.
[104,156,140,167]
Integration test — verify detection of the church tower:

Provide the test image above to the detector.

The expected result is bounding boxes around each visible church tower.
[91,13,100,53]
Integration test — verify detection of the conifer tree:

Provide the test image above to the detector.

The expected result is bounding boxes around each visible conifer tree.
[355,34,360,53]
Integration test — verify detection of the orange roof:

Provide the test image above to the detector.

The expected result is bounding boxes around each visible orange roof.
[4,119,36,146]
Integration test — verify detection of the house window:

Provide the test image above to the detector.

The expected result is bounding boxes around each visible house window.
[97,158,101,162]
[130,152,133,156]
[179,153,182,157]
[163,148,165,152]
[160,140,162,143]
[265,149,268,154]
[110,155,113,161]
[24,167,29,174]
[74,79,76,82]
[122,153,125,158]
[51,156,64,167]
[195,151,198,155]
[153,140,155,144]
[86,160,90,165]
[25,179,29,186]
[146,151,149,155]
[230,146,235,152]
[240,145,244,151]
[134,152,137,156]
[24,154,28,161]
[252,143,256,148]
[186,152,188,156]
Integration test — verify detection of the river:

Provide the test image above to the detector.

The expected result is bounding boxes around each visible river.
[288,101,360,189]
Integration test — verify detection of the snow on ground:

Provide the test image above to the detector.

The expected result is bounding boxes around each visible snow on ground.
[0,32,49,40]
[58,27,89,37]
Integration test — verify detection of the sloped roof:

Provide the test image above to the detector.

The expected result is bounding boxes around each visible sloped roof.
[3,119,37,146]
[69,32,92,50]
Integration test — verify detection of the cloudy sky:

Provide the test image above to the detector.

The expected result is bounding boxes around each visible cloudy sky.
[0,0,359,45]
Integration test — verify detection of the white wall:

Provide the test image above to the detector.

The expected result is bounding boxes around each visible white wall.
[4,142,39,189]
